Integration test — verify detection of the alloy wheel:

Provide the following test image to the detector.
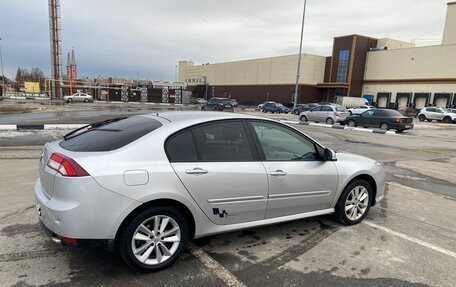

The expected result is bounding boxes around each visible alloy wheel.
[380,123,389,131]
[131,215,181,266]
[345,186,369,221]
[348,120,356,127]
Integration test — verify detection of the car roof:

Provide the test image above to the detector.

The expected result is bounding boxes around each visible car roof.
[145,111,261,125]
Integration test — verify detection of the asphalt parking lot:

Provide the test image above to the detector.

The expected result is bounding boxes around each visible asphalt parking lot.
[0,107,455,287]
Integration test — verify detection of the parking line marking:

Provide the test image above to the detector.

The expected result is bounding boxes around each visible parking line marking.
[189,244,246,287]
[364,221,456,258]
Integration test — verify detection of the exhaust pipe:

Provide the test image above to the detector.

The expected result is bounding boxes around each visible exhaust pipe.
[51,236,62,244]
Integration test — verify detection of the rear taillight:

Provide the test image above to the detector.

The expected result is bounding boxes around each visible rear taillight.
[395,118,402,123]
[334,112,340,116]
[59,235,77,246]
[47,153,90,177]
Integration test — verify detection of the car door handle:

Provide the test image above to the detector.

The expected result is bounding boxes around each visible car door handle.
[270,170,287,176]
[185,168,208,175]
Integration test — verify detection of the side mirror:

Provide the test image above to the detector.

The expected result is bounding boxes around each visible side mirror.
[324,148,337,161]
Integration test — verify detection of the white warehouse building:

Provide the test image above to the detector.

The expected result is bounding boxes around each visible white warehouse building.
[179,2,456,109]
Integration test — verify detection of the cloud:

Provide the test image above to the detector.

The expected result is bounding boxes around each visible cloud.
[0,0,449,80]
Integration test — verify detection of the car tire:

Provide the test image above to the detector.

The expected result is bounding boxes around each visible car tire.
[418,114,426,122]
[300,115,308,122]
[201,106,206,111]
[443,116,452,123]
[119,206,189,273]
[380,123,389,131]
[293,109,299,115]
[397,129,404,133]
[335,179,373,225]
[347,120,356,127]
[67,98,72,103]
[262,109,267,113]
[84,98,89,103]
[349,111,353,116]
[326,118,334,125]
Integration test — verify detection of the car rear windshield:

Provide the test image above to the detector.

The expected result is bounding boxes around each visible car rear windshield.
[59,116,162,152]
[375,109,404,116]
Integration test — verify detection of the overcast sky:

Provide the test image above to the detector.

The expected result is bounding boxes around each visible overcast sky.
[0,0,450,81]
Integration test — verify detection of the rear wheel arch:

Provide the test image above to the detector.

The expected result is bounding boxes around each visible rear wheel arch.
[115,198,196,250]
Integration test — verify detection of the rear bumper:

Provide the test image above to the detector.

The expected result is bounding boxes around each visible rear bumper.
[38,218,113,249]
[389,123,414,130]
[34,177,141,240]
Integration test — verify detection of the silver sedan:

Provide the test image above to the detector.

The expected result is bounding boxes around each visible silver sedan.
[299,104,349,124]
[35,112,385,272]
[63,92,93,103]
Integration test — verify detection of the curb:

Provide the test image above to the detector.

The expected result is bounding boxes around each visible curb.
[280,120,396,135]
[0,124,87,131]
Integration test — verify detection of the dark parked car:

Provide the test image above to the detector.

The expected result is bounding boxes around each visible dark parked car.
[201,97,234,111]
[293,103,319,115]
[262,102,290,114]
[344,109,414,132]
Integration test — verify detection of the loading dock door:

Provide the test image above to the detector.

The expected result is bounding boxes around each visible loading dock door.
[435,97,448,108]
[397,97,408,108]
[378,97,388,108]
[415,97,427,109]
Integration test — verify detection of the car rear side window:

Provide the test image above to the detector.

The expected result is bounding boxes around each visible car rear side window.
[59,116,162,152]
[321,106,333,112]
[192,122,253,162]
[166,131,198,162]
[336,106,348,112]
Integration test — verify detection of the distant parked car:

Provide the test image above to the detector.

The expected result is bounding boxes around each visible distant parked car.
[201,97,234,111]
[196,98,207,104]
[63,93,93,103]
[230,99,238,107]
[300,104,349,125]
[293,103,319,115]
[348,105,375,115]
[258,101,275,110]
[262,102,290,114]
[398,107,419,118]
[417,107,456,123]
[345,109,414,132]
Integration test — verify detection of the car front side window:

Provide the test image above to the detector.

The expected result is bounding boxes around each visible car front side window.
[251,121,318,161]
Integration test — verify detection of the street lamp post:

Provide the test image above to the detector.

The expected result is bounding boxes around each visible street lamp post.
[0,38,5,94]
[293,0,307,110]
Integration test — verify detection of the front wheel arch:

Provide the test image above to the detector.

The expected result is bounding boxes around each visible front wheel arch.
[115,199,196,251]
[340,174,377,207]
